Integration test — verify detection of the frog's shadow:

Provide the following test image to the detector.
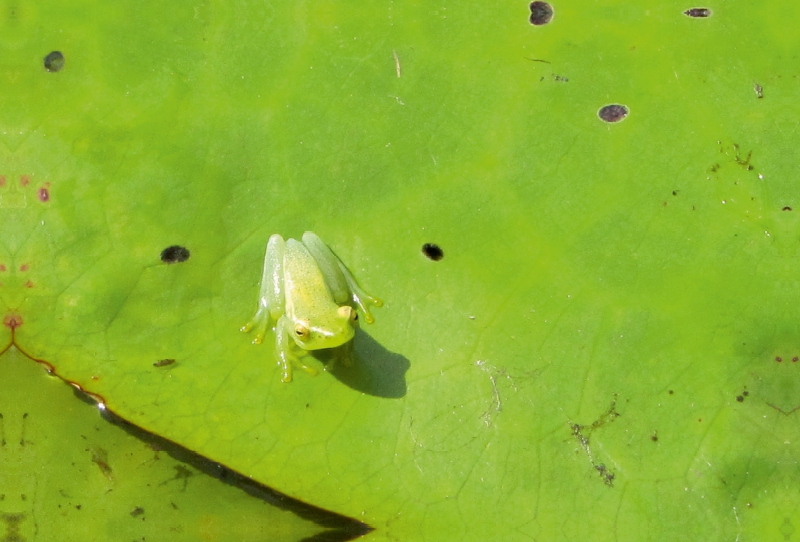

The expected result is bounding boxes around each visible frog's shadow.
[313,329,409,398]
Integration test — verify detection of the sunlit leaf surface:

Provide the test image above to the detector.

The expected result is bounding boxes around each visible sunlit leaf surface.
[0,348,329,540]
[0,0,798,540]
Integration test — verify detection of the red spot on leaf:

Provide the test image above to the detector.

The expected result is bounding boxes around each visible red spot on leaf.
[19,264,28,272]
[24,280,34,288]
[0,176,5,187]
[19,175,30,187]
[3,314,22,329]
[0,265,5,272]
[38,187,49,202]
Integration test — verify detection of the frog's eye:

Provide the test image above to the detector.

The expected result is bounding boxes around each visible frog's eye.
[338,306,356,321]
[294,323,310,342]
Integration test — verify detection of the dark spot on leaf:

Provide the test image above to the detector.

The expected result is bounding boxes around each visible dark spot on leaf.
[736,395,744,402]
[743,390,749,396]
[598,104,629,123]
[594,464,615,486]
[776,356,783,362]
[38,187,49,202]
[782,206,792,211]
[529,1,554,25]
[130,507,144,517]
[650,433,658,442]
[161,245,190,264]
[732,144,753,170]
[668,390,674,395]
[43,51,65,72]
[422,243,443,261]
[672,190,679,196]
[684,8,711,17]
[153,359,176,368]
[793,357,798,363]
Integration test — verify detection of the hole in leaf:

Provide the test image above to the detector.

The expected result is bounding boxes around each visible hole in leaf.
[161,245,190,264]
[529,1,554,25]
[43,51,65,72]
[598,104,629,123]
[422,243,444,261]
[684,8,711,18]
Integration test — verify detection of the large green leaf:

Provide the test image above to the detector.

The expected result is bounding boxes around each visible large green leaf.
[1,0,799,540]
[0,347,334,540]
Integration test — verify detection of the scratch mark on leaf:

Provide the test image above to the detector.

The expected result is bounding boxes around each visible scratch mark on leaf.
[476,360,517,427]
[393,50,401,78]
[408,417,424,473]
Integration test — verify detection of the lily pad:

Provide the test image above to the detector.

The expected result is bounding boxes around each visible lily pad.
[1,0,799,540]
[0,347,339,540]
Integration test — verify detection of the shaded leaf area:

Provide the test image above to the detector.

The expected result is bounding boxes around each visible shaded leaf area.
[0,348,337,541]
[0,0,798,540]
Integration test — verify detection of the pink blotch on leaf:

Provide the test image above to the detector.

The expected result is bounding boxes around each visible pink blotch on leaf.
[38,187,49,202]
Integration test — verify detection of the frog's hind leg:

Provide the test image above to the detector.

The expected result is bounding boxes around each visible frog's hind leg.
[301,231,382,323]
[241,234,286,344]
[334,260,383,323]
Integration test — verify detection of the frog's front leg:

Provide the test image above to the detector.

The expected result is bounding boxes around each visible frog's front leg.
[241,234,287,344]
[325,338,355,373]
[275,315,319,382]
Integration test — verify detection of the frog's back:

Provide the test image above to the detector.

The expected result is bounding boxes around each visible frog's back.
[283,238,336,313]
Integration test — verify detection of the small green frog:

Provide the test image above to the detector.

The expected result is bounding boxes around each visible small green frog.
[241,231,382,382]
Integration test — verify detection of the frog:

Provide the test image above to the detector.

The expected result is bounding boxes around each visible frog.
[241,231,382,382]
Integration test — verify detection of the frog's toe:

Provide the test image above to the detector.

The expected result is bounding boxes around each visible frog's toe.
[296,360,318,376]
[361,305,378,324]
[354,295,382,324]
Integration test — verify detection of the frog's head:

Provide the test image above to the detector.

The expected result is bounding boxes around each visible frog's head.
[291,305,358,350]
